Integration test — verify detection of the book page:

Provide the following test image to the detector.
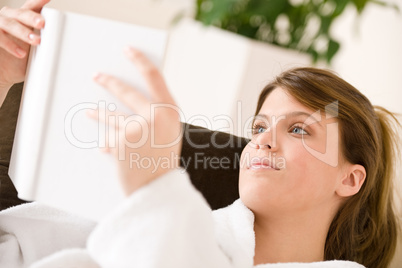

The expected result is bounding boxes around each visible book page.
[10,7,168,221]
[9,8,65,199]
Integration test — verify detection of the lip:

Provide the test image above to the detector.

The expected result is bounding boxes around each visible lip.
[248,159,280,171]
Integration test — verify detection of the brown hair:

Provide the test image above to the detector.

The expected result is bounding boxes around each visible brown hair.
[255,67,400,268]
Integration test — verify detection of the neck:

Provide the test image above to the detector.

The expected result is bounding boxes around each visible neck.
[253,208,336,265]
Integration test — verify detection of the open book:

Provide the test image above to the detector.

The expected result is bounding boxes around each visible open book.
[9,7,168,221]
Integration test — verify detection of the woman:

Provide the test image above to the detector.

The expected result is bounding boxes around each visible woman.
[72,51,398,268]
[0,1,400,267]
[242,68,400,266]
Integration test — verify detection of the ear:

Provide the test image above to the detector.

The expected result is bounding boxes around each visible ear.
[336,164,366,197]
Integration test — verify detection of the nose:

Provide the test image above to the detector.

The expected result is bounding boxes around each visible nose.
[252,127,277,151]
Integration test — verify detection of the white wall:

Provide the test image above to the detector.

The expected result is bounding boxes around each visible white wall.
[1,0,194,27]
[3,0,400,115]
[332,0,402,115]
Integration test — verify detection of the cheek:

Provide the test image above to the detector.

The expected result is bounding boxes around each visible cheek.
[285,145,340,202]
[302,125,340,168]
[281,146,312,194]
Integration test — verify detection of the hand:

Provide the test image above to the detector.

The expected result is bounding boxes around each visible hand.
[0,0,50,104]
[88,47,183,196]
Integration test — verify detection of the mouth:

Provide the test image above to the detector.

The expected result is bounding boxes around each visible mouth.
[248,159,280,171]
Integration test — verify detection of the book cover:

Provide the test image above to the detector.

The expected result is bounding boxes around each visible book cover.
[9,7,168,221]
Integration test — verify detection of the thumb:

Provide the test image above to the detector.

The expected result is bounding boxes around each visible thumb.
[22,0,51,12]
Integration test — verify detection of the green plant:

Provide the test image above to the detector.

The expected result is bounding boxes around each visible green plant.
[195,0,398,63]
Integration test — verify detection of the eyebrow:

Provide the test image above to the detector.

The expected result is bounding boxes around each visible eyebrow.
[254,111,322,126]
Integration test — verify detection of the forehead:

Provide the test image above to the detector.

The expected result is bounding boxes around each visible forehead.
[259,87,314,117]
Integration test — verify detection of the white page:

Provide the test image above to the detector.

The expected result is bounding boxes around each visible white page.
[10,8,168,221]
[9,8,64,199]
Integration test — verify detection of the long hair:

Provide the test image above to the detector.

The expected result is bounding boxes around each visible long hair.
[255,67,400,268]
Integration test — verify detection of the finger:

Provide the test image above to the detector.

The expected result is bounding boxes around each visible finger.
[124,47,175,104]
[87,108,126,128]
[0,31,27,58]
[0,15,41,45]
[93,73,150,113]
[87,109,123,155]
[22,0,51,13]
[87,109,147,156]
[1,6,45,29]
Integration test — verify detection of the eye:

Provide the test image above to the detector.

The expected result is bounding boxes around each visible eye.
[289,125,308,135]
[252,123,267,135]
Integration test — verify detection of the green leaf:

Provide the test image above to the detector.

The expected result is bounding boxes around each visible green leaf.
[351,0,368,13]
[327,39,340,63]
[331,0,349,17]
[194,0,396,65]
[319,15,332,35]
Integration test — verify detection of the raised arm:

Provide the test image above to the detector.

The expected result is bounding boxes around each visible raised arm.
[83,48,235,267]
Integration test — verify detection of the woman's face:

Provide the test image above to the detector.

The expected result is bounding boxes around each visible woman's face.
[239,87,345,216]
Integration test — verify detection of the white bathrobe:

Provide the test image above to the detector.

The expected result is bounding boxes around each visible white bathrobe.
[0,169,365,268]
